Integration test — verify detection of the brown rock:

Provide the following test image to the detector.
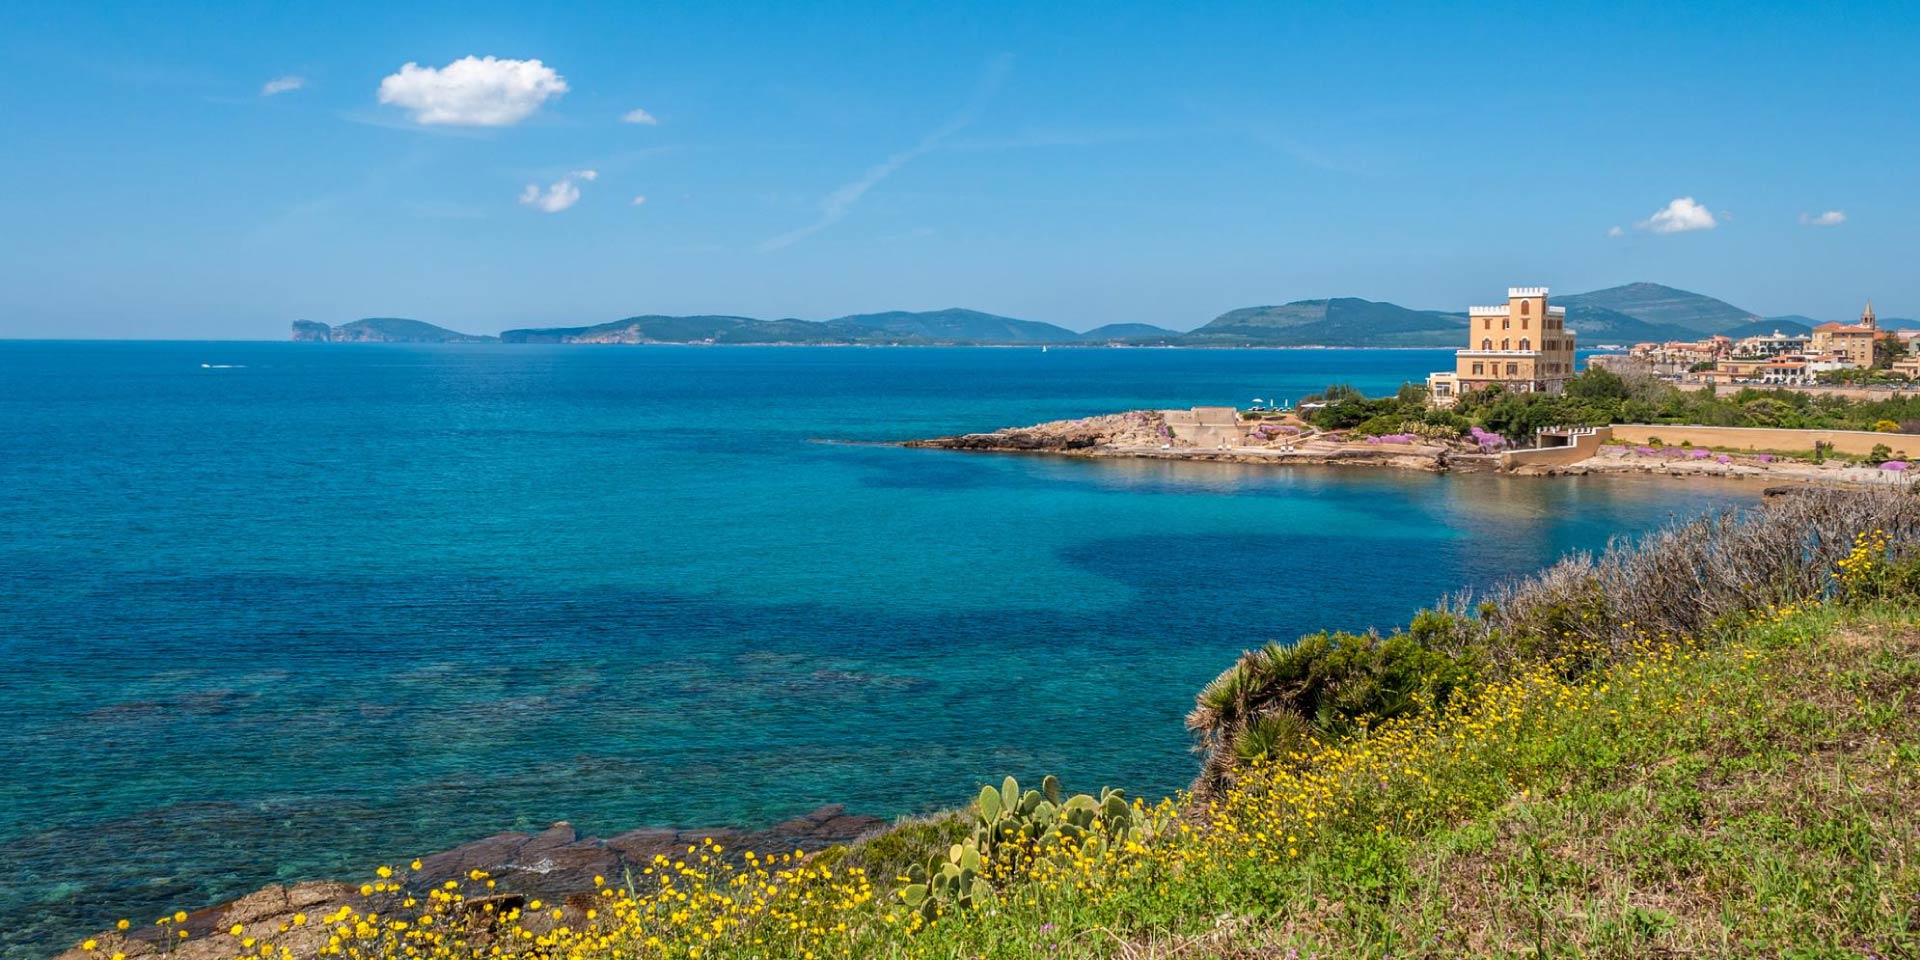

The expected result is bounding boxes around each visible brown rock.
[62,806,889,960]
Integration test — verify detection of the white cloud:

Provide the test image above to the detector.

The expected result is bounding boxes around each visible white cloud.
[621,108,658,125]
[1800,209,1847,227]
[631,195,648,206]
[261,75,305,96]
[1606,225,1624,238]
[519,170,597,213]
[1636,196,1717,234]
[377,56,568,126]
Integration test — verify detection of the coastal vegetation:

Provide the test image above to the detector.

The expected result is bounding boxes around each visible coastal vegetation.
[73,489,1920,959]
[1300,367,1920,445]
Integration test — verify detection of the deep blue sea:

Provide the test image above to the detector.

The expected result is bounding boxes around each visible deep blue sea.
[0,342,1747,955]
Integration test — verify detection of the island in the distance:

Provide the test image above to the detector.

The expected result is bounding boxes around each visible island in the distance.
[291,318,496,343]
[288,282,1879,348]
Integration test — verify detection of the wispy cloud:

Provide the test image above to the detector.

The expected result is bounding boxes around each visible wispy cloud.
[621,107,659,125]
[261,75,305,96]
[519,170,598,213]
[378,56,568,126]
[631,195,648,206]
[1606,225,1625,238]
[759,54,1012,252]
[1800,209,1846,227]
[1636,196,1717,234]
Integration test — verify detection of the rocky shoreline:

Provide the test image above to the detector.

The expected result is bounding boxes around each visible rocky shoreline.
[56,806,885,960]
[901,410,1479,474]
[904,409,1918,490]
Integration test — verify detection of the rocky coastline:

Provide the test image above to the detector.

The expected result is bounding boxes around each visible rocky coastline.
[56,806,885,960]
[905,409,1919,490]
[902,410,1476,474]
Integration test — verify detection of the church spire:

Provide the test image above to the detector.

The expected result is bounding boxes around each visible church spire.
[1862,300,1877,328]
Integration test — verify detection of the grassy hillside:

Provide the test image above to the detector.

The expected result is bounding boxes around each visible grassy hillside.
[1746,315,1819,337]
[292,318,495,342]
[1558,282,1759,336]
[498,315,839,344]
[87,491,1919,960]
[1561,304,1696,345]
[832,308,1081,343]
[500,310,1076,344]
[1077,322,1181,342]
[1181,298,1465,347]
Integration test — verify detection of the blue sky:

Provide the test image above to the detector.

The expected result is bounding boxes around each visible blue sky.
[2,1,1915,338]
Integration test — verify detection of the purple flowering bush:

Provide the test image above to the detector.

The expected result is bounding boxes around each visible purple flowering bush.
[1467,426,1508,453]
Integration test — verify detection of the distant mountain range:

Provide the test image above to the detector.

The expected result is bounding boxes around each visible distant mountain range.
[1176,298,1466,348]
[289,283,1901,348]
[292,318,495,343]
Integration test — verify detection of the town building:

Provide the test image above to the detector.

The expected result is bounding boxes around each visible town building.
[1735,330,1812,358]
[1427,287,1578,404]
[1810,302,1887,368]
[1601,336,1732,377]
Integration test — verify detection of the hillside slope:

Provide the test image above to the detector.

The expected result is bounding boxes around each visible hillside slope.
[501,309,1078,344]
[1557,282,1759,335]
[1077,322,1181,342]
[830,308,1081,343]
[499,315,876,344]
[1181,297,1465,347]
[290,318,496,342]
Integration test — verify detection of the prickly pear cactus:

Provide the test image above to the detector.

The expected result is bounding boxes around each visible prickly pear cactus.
[897,775,1154,922]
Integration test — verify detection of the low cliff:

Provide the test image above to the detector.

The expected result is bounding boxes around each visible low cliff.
[906,409,1456,472]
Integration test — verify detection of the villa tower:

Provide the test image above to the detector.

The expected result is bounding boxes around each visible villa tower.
[1426,286,1578,405]
[1810,301,1881,367]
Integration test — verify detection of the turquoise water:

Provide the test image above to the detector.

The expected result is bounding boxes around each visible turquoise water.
[0,343,1744,955]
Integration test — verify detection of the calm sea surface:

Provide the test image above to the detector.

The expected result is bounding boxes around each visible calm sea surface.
[0,343,1745,955]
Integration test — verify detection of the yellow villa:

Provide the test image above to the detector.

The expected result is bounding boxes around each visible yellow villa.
[1810,302,1883,368]
[1427,286,1579,405]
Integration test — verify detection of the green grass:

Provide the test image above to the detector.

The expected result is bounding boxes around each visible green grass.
[874,602,1920,959]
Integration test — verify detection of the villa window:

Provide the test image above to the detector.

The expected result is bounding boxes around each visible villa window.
[1482,338,1492,350]
[1472,362,1484,375]
[1502,319,1511,329]
[1520,301,1531,316]
[1502,338,1510,350]
[1506,363,1519,375]
[1520,338,1530,351]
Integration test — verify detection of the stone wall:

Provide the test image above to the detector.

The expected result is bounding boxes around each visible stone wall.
[1161,406,1243,448]
[1708,382,1920,402]
[1502,427,1613,468]
[1610,424,1915,457]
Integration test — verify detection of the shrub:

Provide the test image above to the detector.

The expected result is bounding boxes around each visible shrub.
[1186,488,1920,793]
[1187,629,1475,798]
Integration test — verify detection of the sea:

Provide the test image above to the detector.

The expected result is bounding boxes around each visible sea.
[0,342,1748,956]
